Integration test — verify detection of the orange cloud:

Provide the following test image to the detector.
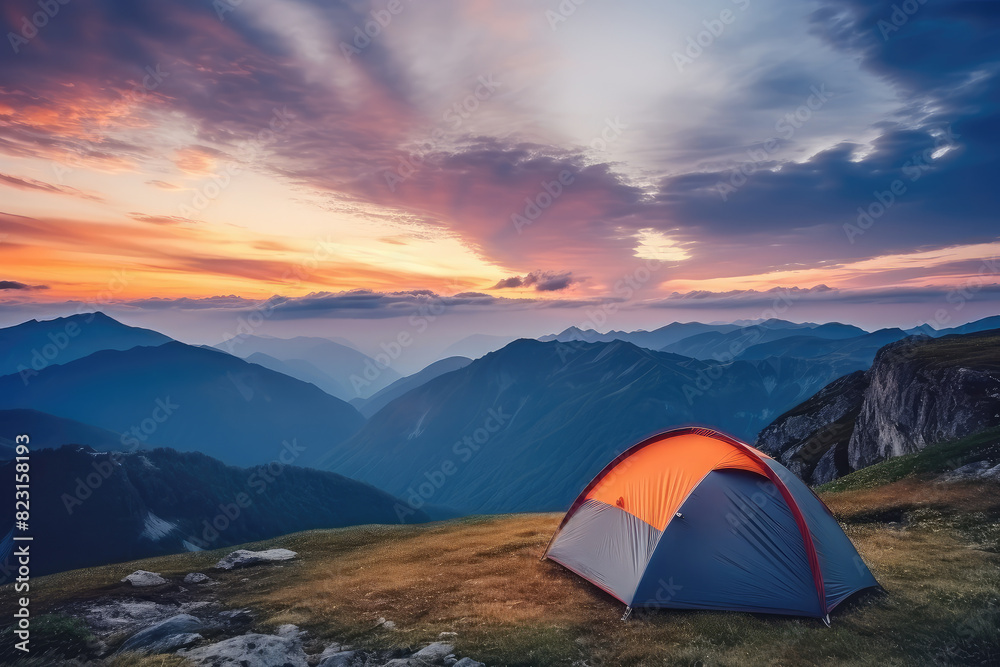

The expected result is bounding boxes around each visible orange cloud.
[172,146,221,176]
[0,211,495,301]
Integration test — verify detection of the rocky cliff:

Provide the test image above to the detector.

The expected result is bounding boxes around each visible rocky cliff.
[755,370,868,483]
[757,329,1000,484]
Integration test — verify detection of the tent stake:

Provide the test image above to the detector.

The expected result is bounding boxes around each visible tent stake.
[621,607,633,621]
[822,614,831,628]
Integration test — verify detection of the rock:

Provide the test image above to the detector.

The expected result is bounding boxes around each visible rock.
[755,371,868,484]
[184,572,211,584]
[377,617,397,630]
[277,623,306,639]
[124,631,202,655]
[120,570,167,587]
[939,460,1000,482]
[317,642,344,658]
[756,332,1000,483]
[90,638,110,656]
[118,613,204,654]
[215,548,298,570]
[317,649,357,667]
[848,340,1000,470]
[179,633,308,666]
[83,599,178,634]
[453,659,485,667]
[438,632,458,639]
[412,642,455,663]
[948,461,991,479]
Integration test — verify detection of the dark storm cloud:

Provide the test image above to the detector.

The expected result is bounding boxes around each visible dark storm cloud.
[492,270,577,292]
[653,0,1000,260]
[0,280,47,290]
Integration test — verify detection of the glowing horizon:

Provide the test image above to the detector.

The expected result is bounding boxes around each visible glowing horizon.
[1,0,998,325]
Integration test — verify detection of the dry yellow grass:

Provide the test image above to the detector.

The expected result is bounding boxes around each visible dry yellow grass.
[823,477,1000,518]
[214,482,998,666]
[4,479,998,666]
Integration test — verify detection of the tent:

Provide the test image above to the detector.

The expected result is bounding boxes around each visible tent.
[543,427,879,621]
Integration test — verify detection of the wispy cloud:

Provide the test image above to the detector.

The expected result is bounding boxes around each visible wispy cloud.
[0,0,996,316]
[0,172,104,202]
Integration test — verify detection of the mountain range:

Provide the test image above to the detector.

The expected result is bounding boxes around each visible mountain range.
[0,337,364,467]
[0,311,171,379]
[0,444,426,578]
[351,355,472,418]
[214,333,402,400]
[0,408,126,457]
[1,311,999,576]
[540,315,1000,357]
[322,338,867,513]
[659,321,867,359]
[537,321,741,350]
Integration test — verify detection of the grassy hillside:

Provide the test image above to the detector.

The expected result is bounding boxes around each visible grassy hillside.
[906,329,1000,371]
[818,427,1000,493]
[4,473,998,666]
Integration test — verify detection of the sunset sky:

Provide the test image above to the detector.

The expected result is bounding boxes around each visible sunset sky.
[1,0,998,346]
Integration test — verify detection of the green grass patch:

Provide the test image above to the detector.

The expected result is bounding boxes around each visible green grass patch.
[818,427,1000,493]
